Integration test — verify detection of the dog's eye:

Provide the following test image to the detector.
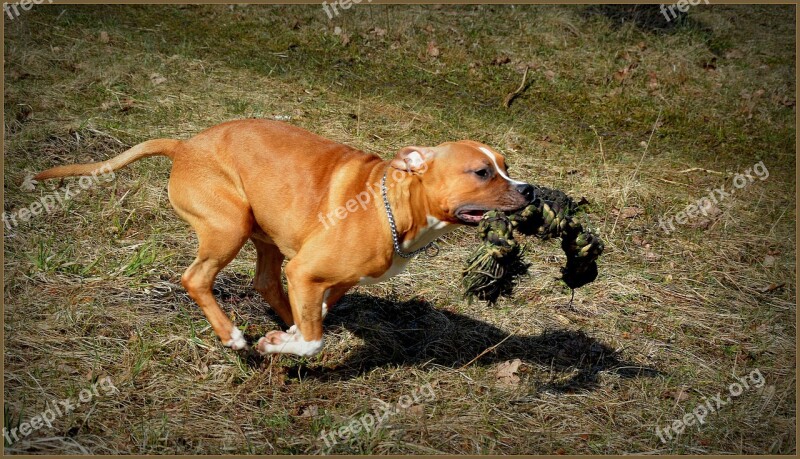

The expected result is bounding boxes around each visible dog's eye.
[474,168,490,179]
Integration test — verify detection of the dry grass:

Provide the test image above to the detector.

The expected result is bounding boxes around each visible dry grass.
[4,4,796,454]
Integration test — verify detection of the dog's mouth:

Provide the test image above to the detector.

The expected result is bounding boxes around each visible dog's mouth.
[455,203,530,225]
[455,206,490,225]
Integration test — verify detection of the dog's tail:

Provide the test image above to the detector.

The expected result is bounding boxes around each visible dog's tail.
[34,138,180,181]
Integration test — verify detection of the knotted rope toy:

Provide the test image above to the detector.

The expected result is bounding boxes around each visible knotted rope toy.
[462,185,604,304]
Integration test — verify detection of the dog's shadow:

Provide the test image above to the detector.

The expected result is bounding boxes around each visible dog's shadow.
[245,292,659,392]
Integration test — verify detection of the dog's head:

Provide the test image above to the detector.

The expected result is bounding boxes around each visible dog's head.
[390,140,534,225]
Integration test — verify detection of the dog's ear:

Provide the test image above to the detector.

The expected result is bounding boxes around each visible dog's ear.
[390,146,435,173]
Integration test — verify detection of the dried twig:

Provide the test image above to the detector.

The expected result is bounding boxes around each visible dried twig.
[678,167,729,176]
[459,329,519,369]
[609,108,662,237]
[503,67,530,108]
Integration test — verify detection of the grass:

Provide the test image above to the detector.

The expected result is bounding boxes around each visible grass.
[4,4,796,454]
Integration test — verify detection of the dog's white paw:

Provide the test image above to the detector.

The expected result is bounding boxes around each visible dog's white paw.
[256,330,292,354]
[225,326,248,350]
[256,330,323,357]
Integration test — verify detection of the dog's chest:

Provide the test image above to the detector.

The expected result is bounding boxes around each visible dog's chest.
[357,216,454,286]
[357,255,412,286]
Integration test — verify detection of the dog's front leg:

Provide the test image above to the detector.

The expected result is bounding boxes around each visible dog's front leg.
[256,259,327,357]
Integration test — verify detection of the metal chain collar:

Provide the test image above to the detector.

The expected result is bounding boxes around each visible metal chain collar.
[380,172,440,259]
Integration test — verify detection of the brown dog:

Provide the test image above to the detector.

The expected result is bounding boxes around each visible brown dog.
[35,120,533,356]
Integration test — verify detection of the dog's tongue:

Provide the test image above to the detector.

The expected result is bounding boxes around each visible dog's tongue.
[463,209,486,222]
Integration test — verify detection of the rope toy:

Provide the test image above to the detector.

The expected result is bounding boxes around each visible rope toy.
[462,185,604,304]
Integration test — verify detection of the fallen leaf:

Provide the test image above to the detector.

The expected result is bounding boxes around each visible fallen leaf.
[515,60,537,72]
[770,94,795,108]
[613,206,642,219]
[555,314,570,325]
[300,405,319,417]
[491,55,511,66]
[57,364,79,374]
[647,71,659,91]
[120,97,135,112]
[495,359,522,386]
[427,40,440,58]
[150,73,167,85]
[758,283,785,293]
[703,205,723,218]
[613,63,637,82]
[99,31,110,43]
[556,448,566,455]
[724,49,744,59]
[688,218,712,230]
[662,388,690,402]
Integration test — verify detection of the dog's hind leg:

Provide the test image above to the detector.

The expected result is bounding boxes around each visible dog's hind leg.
[180,221,251,350]
[169,170,253,350]
[251,239,294,327]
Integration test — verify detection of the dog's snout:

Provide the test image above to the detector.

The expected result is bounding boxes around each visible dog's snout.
[516,183,534,202]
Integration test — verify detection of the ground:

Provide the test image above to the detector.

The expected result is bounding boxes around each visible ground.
[3,4,796,454]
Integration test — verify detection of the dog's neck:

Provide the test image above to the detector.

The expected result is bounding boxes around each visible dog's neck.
[383,168,457,253]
